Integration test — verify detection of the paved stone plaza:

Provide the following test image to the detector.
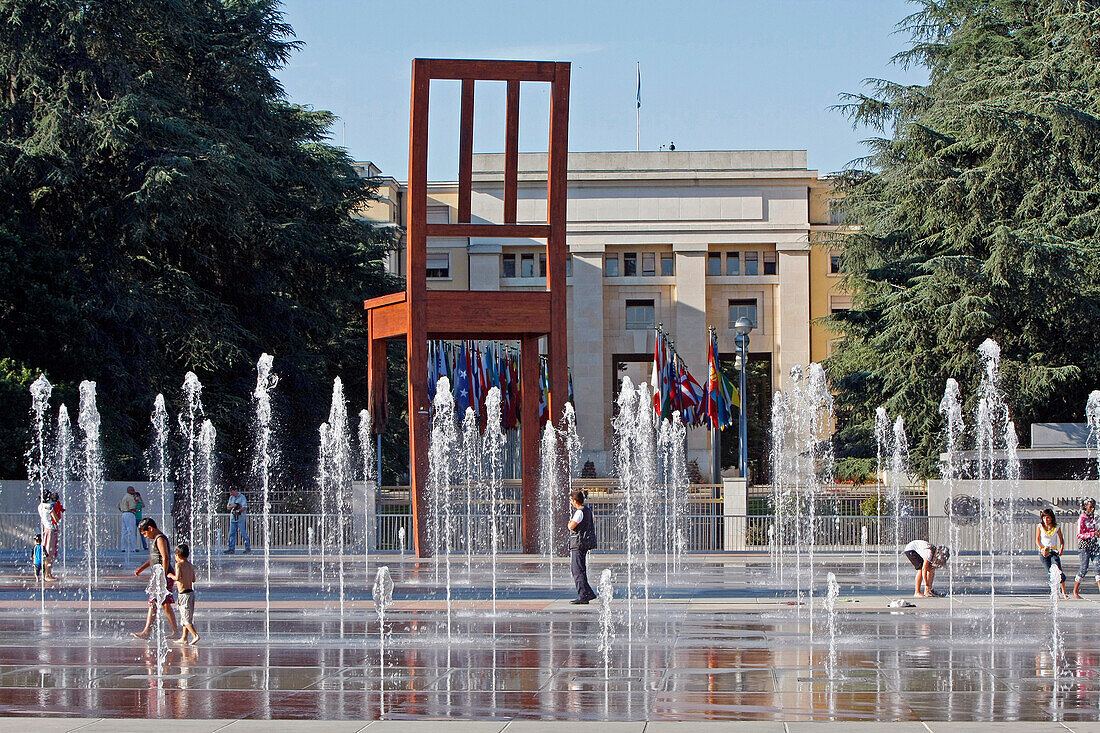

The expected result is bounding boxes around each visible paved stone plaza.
[1,552,1098,728]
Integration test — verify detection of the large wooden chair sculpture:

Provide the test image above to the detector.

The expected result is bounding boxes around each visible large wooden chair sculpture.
[363,59,570,556]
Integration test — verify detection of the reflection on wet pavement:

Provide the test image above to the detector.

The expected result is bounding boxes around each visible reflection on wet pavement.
[1,553,1098,722]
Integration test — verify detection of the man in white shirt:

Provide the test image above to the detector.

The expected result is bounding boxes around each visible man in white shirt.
[226,488,250,554]
[118,486,140,553]
[567,490,598,604]
[903,539,951,598]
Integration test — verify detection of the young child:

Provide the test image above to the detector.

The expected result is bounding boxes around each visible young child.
[32,534,43,580]
[168,543,200,645]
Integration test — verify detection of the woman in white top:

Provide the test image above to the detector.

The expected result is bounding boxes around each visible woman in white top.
[903,539,951,598]
[1036,508,1067,598]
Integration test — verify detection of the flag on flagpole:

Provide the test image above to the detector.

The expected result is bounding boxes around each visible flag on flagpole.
[635,61,641,152]
[454,342,471,415]
[706,329,720,429]
[651,328,664,414]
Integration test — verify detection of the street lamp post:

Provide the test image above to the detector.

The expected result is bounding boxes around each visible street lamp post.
[732,317,753,479]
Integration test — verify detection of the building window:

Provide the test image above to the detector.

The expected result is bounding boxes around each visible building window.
[625,299,655,330]
[828,200,846,225]
[426,252,450,279]
[829,252,841,274]
[566,255,573,278]
[502,253,516,278]
[745,251,759,275]
[642,252,656,276]
[763,251,778,275]
[539,252,546,278]
[605,254,619,277]
[660,253,674,276]
[623,252,638,277]
[707,252,722,276]
[726,251,740,276]
[728,299,758,329]
[520,253,535,277]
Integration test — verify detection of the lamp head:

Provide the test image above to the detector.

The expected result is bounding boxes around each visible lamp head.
[732,317,753,337]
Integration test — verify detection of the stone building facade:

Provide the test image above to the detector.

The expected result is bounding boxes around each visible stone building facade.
[355,150,847,475]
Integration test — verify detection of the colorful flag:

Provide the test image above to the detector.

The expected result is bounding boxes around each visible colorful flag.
[427,341,437,403]
[508,352,522,429]
[706,330,720,429]
[538,358,549,427]
[454,342,471,416]
[652,329,664,415]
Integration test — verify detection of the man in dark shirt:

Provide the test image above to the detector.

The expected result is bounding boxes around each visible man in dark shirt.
[567,490,598,605]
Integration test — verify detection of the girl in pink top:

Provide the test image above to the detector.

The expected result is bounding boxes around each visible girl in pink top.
[1074,498,1100,598]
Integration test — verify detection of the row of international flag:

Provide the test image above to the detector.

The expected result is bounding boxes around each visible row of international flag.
[426,327,739,431]
[426,341,573,430]
[652,326,740,430]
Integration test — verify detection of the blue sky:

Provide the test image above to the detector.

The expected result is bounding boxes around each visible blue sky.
[275,0,926,180]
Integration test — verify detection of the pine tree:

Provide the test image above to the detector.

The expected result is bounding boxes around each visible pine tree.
[0,0,399,488]
[826,0,1100,477]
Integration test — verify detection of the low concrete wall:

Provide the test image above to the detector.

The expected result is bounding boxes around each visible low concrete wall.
[0,480,175,515]
[927,479,1100,517]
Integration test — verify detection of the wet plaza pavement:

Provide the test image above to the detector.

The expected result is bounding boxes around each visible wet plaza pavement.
[2,551,1100,725]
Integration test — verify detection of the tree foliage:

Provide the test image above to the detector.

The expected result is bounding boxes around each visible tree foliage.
[0,0,402,494]
[825,0,1100,477]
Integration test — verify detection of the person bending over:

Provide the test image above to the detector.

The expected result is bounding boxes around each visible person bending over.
[903,539,951,598]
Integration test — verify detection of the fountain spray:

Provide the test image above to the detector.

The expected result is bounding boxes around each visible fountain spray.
[1087,391,1100,485]
[179,372,203,548]
[78,382,104,595]
[198,420,217,579]
[890,417,909,591]
[150,395,170,531]
[635,382,657,625]
[318,422,331,591]
[825,572,840,680]
[146,565,171,678]
[597,568,614,679]
[28,375,52,509]
[372,565,394,716]
[359,409,374,576]
[53,405,75,571]
[461,407,480,572]
[539,421,560,586]
[484,387,506,621]
[940,379,964,610]
[428,376,458,643]
[327,377,354,631]
[252,354,278,641]
[612,377,638,633]
[874,406,891,579]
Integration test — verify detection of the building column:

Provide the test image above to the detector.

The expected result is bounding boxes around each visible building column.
[569,248,606,473]
[673,246,711,472]
[777,249,811,390]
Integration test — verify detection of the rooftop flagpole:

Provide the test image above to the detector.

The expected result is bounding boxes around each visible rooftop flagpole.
[636,61,641,152]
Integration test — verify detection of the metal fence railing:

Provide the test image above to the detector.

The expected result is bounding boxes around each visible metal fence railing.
[0,511,1065,556]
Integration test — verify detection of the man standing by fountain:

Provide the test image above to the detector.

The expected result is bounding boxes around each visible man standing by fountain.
[118,486,140,553]
[568,490,598,605]
[225,487,250,554]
